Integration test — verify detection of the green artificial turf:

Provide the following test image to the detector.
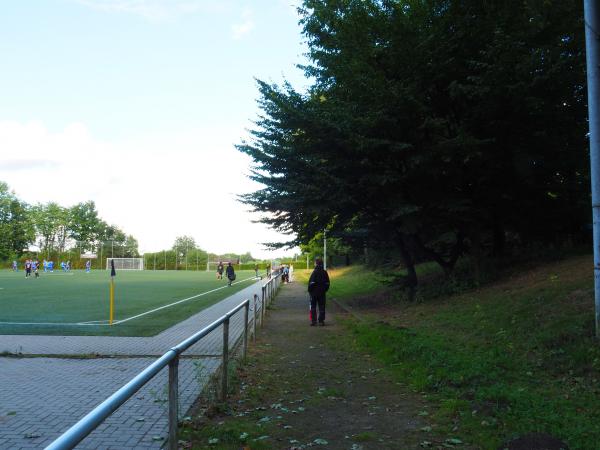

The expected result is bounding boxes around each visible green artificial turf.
[0,269,260,337]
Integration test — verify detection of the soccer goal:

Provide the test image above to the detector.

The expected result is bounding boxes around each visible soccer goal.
[106,257,144,270]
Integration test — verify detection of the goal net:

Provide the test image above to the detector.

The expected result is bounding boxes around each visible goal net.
[106,258,144,270]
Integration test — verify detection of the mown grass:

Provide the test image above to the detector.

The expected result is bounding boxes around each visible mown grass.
[339,254,600,449]
[294,265,388,300]
[0,269,260,336]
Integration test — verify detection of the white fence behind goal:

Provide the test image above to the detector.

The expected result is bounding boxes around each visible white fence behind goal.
[106,258,144,270]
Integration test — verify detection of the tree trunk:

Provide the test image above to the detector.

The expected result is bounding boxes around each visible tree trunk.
[470,227,482,285]
[492,221,505,256]
[414,231,464,278]
[398,233,418,301]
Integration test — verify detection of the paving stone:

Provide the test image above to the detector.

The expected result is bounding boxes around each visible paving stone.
[0,277,281,449]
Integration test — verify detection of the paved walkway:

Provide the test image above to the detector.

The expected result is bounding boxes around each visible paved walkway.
[186,280,428,449]
[0,277,275,449]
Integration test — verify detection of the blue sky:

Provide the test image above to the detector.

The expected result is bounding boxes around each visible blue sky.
[0,0,308,258]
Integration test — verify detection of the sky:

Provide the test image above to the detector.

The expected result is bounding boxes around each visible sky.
[0,0,309,259]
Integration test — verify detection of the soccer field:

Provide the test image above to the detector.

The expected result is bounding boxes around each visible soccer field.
[0,269,260,337]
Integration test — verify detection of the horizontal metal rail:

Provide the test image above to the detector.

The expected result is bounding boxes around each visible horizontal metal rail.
[45,273,283,450]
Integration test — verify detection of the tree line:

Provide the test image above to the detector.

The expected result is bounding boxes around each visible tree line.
[0,181,139,263]
[142,235,263,271]
[238,0,589,293]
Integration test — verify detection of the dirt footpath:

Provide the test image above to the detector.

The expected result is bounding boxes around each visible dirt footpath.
[182,281,440,450]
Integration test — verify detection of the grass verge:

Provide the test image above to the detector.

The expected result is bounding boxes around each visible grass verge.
[338,254,600,449]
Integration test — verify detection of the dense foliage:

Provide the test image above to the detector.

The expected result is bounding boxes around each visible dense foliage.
[238,0,588,290]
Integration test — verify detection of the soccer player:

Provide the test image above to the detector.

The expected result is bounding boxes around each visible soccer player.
[85,260,91,273]
[33,259,40,278]
[25,260,32,278]
[216,261,224,280]
[12,260,17,271]
[48,260,54,272]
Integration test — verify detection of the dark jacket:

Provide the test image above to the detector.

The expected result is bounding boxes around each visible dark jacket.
[308,266,330,297]
[226,265,235,280]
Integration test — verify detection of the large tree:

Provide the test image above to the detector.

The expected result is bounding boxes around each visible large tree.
[69,201,102,251]
[239,0,588,290]
[172,236,197,257]
[0,182,34,258]
[31,202,68,252]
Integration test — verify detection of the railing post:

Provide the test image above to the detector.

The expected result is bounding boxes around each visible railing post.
[253,294,258,341]
[261,286,265,327]
[221,317,230,400]
[243,301,249,362]
[168,356,179,450]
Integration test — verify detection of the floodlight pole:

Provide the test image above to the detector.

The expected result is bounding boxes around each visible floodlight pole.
[585,0,600,337]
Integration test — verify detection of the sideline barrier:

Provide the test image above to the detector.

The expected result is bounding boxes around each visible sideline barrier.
[45,273,282,450]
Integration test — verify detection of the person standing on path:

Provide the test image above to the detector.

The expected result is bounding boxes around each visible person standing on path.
[226,262,236,286]
[308,258,330,326]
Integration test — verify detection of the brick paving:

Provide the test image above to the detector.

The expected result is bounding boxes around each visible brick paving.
[0,277,278,449]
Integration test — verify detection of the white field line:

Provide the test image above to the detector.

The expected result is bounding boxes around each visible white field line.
[0,321,102,326]
[113,275,258,325]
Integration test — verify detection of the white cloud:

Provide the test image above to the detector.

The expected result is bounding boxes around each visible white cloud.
[0,120,297,259]
[231,9,255,40]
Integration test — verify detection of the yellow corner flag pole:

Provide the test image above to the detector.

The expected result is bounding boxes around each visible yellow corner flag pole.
[109,260,116,325]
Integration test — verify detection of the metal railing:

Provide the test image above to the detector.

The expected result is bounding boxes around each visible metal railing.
[45,273,282,450]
